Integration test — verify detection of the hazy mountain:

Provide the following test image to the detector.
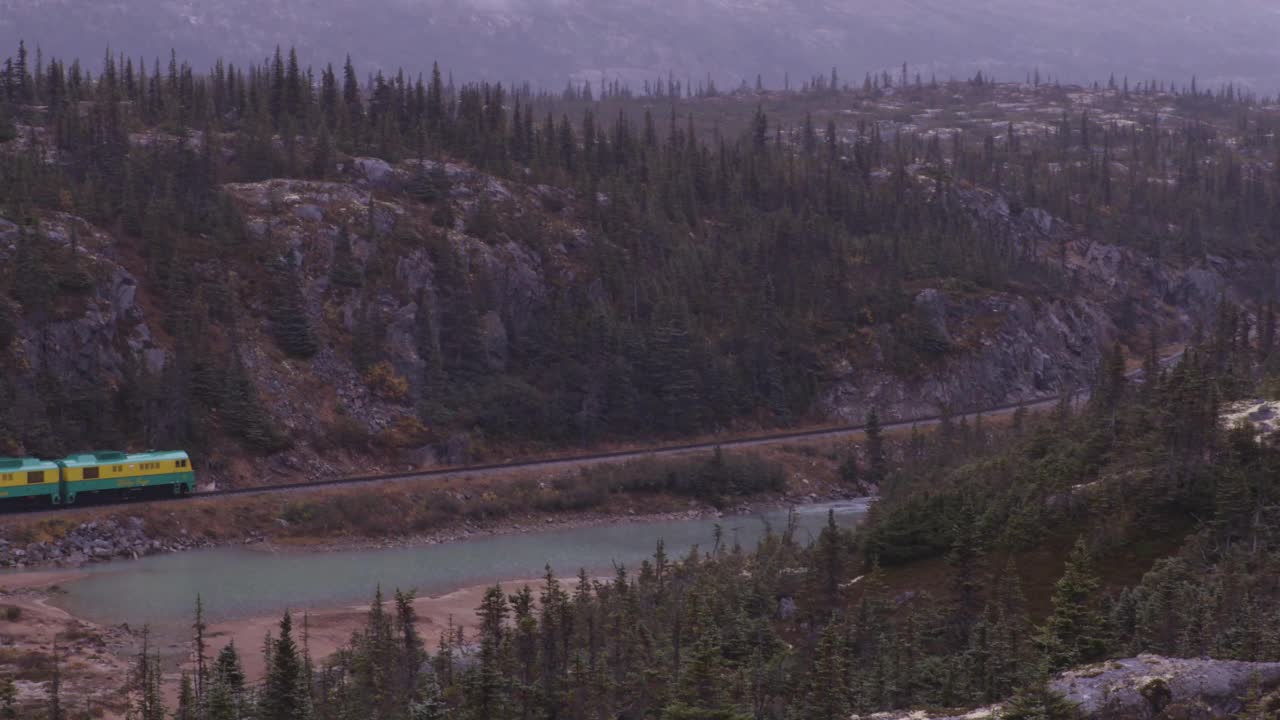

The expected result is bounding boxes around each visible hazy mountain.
[1,0,1278,92]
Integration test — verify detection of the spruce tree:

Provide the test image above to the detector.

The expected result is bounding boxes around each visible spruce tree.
[206,644,248,720]
[329,226,362,288]
[0,674,14,720]
[948,502,984,634]
[271,259,319,359]
[193,595,208,705]
[801,623,850,720]
[999,680,1079,720]
[410,670,450,720]
[259,612,310,720]
[174,672,196,720]
[46,640,63,720]
[1038,539,1107,671]
[810,509,846,611]
[865,408,888,486]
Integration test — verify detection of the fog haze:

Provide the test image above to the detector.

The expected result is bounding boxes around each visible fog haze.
[1,0,1278,91]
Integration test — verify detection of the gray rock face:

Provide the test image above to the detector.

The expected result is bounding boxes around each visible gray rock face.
[1057,655,1280,719]
[914,288,951,343]
[0,218,19,245]
[821,185,1240,425]
[0,215,166,440]
[858,655,1280,719]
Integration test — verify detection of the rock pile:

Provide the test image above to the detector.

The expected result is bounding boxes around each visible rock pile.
[0,517,206,568]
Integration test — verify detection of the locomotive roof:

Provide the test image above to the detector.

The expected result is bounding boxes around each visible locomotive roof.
[0,458,60,471]
[59,450,191,467]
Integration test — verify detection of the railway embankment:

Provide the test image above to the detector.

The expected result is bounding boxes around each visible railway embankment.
[0,444,865,570]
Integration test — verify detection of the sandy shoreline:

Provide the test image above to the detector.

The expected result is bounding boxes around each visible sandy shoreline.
[0,571,570,718]
[203,577,583,681]
[0,492,867,716]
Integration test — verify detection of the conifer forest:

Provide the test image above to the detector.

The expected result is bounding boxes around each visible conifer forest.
[3,21,1280,720]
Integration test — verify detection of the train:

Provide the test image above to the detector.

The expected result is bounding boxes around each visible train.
[0,451,195,505]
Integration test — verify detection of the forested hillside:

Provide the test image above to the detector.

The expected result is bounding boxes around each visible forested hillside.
[1,43,1278,485]
[92,331,1280,720]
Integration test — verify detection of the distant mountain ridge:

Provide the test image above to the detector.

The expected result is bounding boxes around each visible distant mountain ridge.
[2,0,1280,91]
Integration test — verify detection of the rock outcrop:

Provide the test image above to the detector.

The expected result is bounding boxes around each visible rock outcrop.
[859,655,1280,719]
[820,183,1239,423]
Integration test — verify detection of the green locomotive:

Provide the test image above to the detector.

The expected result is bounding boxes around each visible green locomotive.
[0,451,195,505]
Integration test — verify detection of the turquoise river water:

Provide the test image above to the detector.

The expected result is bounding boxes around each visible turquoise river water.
[36,500,869,630]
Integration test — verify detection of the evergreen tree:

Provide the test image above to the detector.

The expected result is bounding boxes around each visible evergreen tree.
[1038,539,1107,671]
[0,674,14,720]
[999,680,1079,720]
[193,595,208,705]
[174,672,196,720]
[271,258,320,359]
[329,226,362,288]
[259,612,310,720]
[206,644,248,720]
[865,408,888,486]
[800,623,850,720]
[46,641,63,720]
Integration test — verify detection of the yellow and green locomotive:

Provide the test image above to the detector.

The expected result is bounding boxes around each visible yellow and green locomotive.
[0,451,195,505]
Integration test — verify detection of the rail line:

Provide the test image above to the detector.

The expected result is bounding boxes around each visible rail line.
[11,350,1182,517]
[5,394,1061,518]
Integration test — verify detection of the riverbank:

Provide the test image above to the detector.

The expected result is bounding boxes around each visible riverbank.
[0,496,869,717]
[0,570,566,718]
[204,578,559,682]
[0,442,865,571]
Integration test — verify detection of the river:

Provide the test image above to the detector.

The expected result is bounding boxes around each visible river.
[42,500,870,630]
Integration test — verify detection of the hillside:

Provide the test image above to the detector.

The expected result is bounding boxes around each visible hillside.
[2,46,1278,486]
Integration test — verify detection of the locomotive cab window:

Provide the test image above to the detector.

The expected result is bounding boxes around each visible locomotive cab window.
[83,467,99,480]
[26,471,44,484]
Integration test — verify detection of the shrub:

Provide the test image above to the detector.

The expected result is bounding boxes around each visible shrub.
[466,194,499,241]
[572,452,786,506]
[375,415,432,449]
[431,203,455,229]
[365,361,410,403]
[324,415,371,451]
[3,606,19,622]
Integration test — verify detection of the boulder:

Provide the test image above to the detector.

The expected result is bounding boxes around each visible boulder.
[914,288,951,343]
[294,203,325,223]
[0,217,18,246]
[352,157,395,187]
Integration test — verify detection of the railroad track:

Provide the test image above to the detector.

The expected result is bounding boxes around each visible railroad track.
[10,349,1181,518]
[5,395,1059,518]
